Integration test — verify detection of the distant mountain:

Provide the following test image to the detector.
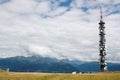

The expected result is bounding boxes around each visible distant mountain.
[0,56,120,73]
[48,61,78,73]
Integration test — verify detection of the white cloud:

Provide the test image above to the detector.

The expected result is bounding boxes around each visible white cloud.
[46,6,68,16]
[98,0,120,4]
[29,44,53,56]
[2,0,36,13]
[0,0,119,63]
[35,1,50,13]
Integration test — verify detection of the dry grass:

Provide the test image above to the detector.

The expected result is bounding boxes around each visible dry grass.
[0,71,120,80]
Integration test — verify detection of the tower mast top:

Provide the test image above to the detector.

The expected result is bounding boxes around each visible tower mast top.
[100,6,103,21]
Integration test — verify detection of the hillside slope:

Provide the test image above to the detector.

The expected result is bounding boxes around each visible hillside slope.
[0,56,120,72]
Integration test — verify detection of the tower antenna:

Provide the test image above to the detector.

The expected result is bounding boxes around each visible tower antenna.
[100,6,103,20]
[98,6,107,72]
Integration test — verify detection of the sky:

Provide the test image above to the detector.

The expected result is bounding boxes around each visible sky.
[0,0,120,63]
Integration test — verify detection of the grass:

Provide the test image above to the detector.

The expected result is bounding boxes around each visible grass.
[0,71,120,80]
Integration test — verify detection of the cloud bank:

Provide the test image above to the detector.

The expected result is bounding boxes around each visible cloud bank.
[0,0,120,63]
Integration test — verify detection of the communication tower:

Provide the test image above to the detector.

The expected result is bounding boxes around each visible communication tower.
[99,7,107,72]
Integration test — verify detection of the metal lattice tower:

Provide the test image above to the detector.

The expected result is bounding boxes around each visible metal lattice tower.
[99,7,107,72]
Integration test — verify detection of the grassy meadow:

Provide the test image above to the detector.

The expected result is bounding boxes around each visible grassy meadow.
[0,71,120,80]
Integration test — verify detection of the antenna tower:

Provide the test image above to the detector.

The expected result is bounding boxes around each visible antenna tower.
[99,6,107,72]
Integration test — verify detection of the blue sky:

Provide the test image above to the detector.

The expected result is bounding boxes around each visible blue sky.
[0,0,120,63]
